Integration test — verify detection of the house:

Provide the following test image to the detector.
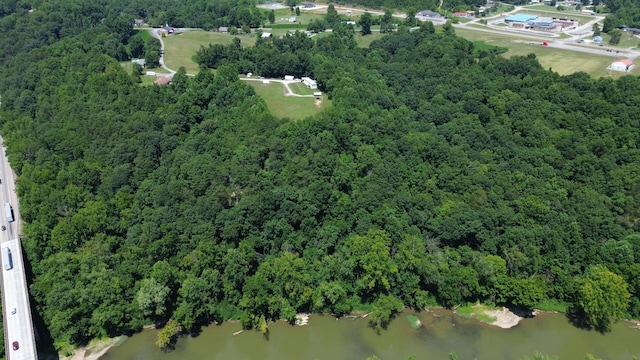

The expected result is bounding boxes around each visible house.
[131,58,146,67]
[155,76,172,85]
[284,75,294,81]
[302,3,315,8]
[417,10,443,18]
[313,91,322,99]
[453,12,467,17]
[301,77,317,89]
[218,26,229,33]
[134,19,145,26]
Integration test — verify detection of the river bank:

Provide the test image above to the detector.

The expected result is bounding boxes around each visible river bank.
[87,307,525,359]
[98,308,640,360]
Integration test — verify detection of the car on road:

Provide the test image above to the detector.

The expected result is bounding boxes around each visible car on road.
[12,341,18,350]
[11,308,16,315]
[1,225,5,231]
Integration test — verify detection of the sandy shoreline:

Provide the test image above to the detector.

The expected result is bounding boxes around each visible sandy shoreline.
[60,336,125,360]
[484,307,524,328]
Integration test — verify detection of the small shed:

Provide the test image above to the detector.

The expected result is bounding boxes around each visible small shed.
[261,32,272,38]
[218,26,229,33]
[313,91,322,99]
[284,75,294,81]
[134,19,145,26]
[155,76,172,85]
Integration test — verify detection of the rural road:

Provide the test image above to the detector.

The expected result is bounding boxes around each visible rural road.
[149,29,176,75]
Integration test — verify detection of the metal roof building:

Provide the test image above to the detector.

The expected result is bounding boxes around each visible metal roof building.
[505,14,538,22]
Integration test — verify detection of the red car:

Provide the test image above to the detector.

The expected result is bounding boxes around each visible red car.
[12,341,18,350]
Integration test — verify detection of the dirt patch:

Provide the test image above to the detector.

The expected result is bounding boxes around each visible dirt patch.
[60,336,126,360]
[315,99,322,108]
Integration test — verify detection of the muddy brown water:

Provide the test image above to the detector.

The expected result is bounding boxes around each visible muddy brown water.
[100,309,640,360]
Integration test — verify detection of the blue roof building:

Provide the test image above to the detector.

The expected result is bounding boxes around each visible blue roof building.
[505,14,538,22]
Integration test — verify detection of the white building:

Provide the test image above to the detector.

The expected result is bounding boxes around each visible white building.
[301,77,317,89]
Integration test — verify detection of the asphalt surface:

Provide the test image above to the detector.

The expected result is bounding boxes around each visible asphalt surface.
[0,138,37,360]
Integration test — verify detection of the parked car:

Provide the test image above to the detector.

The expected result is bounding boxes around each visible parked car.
[12,341,18,350]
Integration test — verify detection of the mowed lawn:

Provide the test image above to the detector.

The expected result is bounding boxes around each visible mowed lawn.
[162,30,256,74]
[244,80,331,120]
[455,27,633,78]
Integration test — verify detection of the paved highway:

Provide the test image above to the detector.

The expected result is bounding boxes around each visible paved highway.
[0,138,37,360]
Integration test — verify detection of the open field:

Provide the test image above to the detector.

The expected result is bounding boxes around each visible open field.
[456,27,634,78]
[245,81,331,120]
[162,31,256,73]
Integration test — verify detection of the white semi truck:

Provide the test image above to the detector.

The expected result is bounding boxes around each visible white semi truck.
[2,247,12,270]
[5,202,13,222]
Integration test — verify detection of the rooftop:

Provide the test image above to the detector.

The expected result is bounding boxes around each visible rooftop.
[505,14,538,22]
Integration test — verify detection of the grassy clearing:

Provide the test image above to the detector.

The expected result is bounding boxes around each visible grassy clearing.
[456,303,498,323]
[289,82,317,95]
[537,299,569,313]
[405,315,421,329]
[162,30,256,73]
[456,27,632,78]
[245,81,330,120]
[355,32,386,47]
[598,31,640,48]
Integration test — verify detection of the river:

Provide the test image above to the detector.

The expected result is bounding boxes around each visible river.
[101,309,640,360]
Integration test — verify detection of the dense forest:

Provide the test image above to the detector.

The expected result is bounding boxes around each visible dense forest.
[1,0,640,352]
